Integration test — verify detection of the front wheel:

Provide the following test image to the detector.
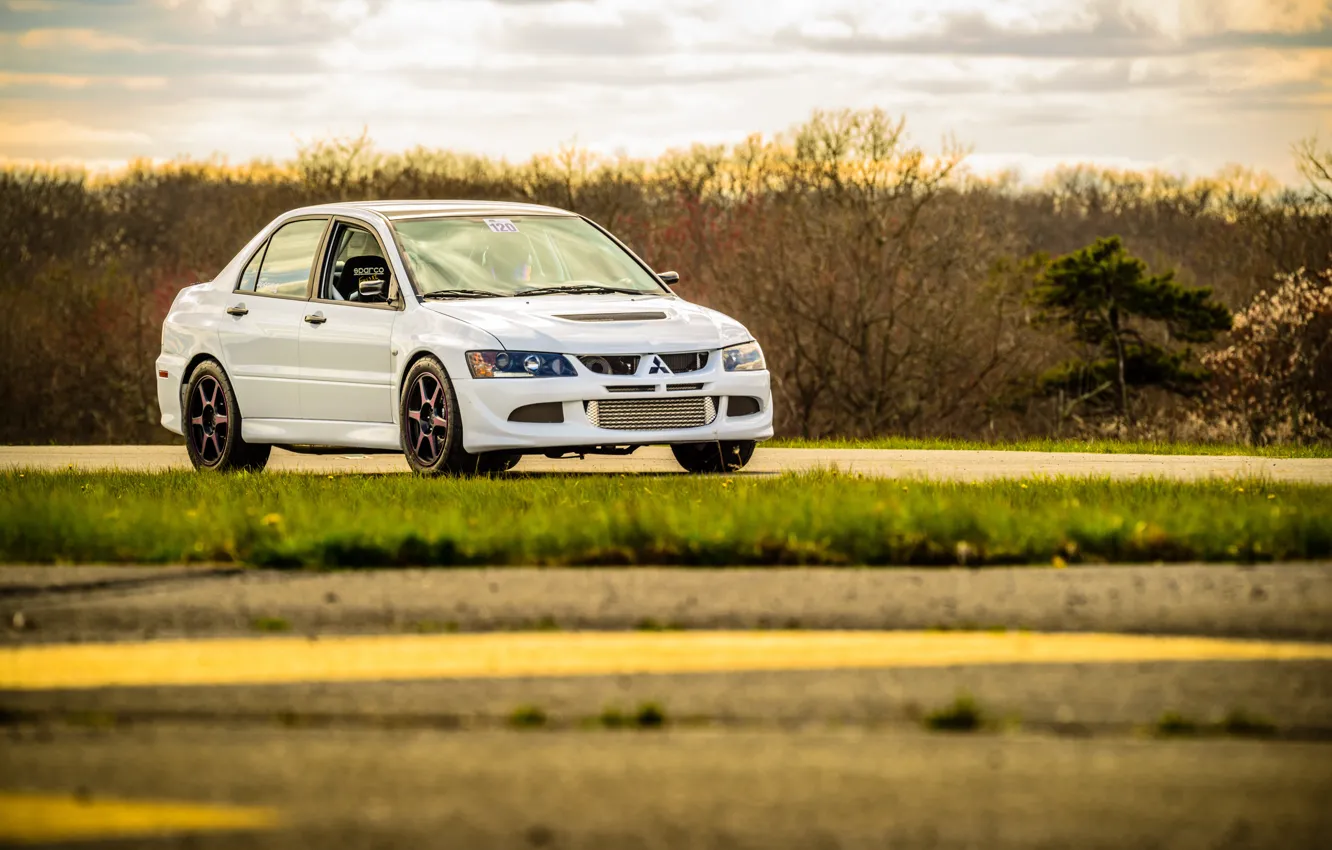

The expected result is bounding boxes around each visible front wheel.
[400,356,480,475]
[671,440,755,474]
[182,361,271,472]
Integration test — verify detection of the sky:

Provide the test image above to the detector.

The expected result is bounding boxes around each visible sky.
[0,0,1329,182]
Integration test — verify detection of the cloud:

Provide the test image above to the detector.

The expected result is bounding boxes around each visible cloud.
[1010,60,1205,93]
[0,71,165,88]
[0,0,1326,182]
[17,27,148,51]
[405,59,789,92]
[500,9,674,56]
[0,118,152,156]
[777,1,1332,59]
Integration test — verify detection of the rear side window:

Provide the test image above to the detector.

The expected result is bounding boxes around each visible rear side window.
[237,245,265,292]
[255,218,327,298]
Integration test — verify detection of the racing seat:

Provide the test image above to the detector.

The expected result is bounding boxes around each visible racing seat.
[339,255,390,303]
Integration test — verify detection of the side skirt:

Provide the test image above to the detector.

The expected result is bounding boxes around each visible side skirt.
[242,419,401,451]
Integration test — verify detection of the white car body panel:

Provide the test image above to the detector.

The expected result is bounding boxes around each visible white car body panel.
[216,295,306,421]
[422,295,751,353]
[157,200,774,456]
[297,302,397,422]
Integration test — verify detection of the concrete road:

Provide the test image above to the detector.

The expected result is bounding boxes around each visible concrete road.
[3,564,1332,847]
[4,725,1329,849]
[5,563,1331,732]
[3,444,1330,482]
[5,563,1331,643]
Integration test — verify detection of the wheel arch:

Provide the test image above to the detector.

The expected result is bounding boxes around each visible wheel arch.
[179,352,225,409]
[179,353,252,425]
[182,352,222,384]
[399,347,456,392]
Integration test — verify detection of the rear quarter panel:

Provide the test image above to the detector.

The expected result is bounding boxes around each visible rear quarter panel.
[156,283,226,434]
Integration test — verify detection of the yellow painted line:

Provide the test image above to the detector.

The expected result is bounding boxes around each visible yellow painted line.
[2,631,1330,691]
[0,792,277,844]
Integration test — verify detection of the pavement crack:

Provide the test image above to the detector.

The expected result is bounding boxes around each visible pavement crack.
[0,567,246,601]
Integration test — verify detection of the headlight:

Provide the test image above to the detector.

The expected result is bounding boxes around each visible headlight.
[466,350,576,378]
[722,341,765,372]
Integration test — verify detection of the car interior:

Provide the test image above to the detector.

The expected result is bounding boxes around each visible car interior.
[324,225,391,303]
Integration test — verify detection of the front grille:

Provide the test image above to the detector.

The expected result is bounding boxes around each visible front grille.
[586,397,717,430]
[666,383,703,391]
[606,385,656,393]
[660,351,708,373]
[578,355,639,376]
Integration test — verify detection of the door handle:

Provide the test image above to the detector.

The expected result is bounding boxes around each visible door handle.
[226,304,248,316]
[304,313,327,325]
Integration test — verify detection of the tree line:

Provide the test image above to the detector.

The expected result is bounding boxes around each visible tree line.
[1,109,1329,445]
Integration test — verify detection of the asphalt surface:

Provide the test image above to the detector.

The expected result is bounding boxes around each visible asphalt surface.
[4,561,1332,846]
[5,726,1329,850]
[5,563,1331,643]
[4,444,1331,481]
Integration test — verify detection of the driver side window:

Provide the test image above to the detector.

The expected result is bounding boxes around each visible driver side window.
[320,222,393,304]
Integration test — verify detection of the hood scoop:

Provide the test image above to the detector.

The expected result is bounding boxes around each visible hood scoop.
[554,311,669,323]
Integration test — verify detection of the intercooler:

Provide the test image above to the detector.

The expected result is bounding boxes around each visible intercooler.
[585,397,718,430]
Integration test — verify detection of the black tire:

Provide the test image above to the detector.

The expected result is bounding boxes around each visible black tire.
[477,451,521,474]
[400,356,479,475]
[182,360,271,472]
[671,440,756,473]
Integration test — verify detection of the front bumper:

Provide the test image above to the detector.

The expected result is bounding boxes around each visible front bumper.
[452,358,773,454]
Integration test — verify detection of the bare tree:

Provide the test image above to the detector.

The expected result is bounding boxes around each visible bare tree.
[1295,136,1332,204]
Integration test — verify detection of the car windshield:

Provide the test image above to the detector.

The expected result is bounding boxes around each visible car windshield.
[392,215,667,298]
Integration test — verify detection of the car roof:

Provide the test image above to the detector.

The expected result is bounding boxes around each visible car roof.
[299,200,577,221]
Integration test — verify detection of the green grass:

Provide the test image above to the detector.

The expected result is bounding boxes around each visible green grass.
[768,437,1332,458]
[1,470,1329,567]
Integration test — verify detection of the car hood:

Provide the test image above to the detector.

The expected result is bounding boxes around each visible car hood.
[421,294,753,353]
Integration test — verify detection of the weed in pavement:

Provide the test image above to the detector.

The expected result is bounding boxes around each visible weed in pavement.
[925,695,984,732]
[509,705,547,729]
[250,616,290,633]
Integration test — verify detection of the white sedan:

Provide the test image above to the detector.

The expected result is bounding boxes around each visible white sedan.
[156,200,773,474]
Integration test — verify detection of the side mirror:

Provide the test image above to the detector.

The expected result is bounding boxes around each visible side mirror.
[659,270,680,285]
[358,278,386,300]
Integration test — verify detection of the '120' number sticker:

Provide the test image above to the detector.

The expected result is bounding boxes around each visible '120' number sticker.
[484,218,519,233]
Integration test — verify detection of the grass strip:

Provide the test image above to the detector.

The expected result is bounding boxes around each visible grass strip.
[766,437,1332,458]
[1,471,1328,567]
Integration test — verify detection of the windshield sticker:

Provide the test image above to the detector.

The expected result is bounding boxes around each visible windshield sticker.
[484,218,519,233]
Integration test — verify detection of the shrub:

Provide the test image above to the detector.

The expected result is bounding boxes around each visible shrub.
[1203,267,1332,444]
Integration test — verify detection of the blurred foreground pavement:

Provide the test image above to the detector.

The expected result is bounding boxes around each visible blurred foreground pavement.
[2,564,1330,848]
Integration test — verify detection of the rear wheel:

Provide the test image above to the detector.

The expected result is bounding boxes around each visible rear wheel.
[400,356,479,475]
[183,361,270,472]
[671,440,755,473]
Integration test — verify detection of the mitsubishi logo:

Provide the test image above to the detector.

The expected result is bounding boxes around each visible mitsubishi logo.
[648,356,672,375]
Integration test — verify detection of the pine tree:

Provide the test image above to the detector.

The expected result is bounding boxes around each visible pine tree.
[1030,236,1232,424]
